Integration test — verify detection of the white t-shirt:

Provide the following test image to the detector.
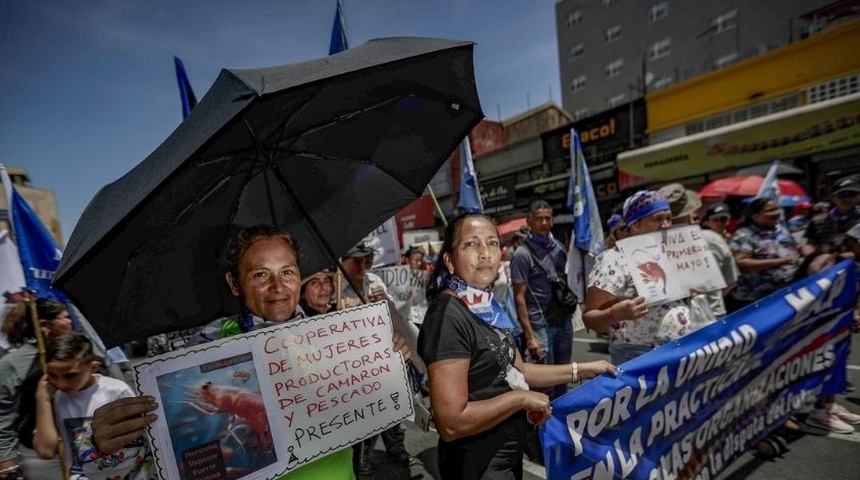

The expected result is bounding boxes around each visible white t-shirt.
[52,375,135,475]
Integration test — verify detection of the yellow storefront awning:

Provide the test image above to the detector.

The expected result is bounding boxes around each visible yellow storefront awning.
[617,92,860,189]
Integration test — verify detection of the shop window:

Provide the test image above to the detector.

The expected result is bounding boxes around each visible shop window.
[566,10,583,28]
[712,9,737,34]
[573,108,590,120]
[808,73,859,103]
[605,58,624,78]
[607,93,627,108]
[648,38,671,61]
[647,1,669,24]
[605,25,622,44]
[570,75,587,93]
[713,52,738,70]
[568,43,585,62]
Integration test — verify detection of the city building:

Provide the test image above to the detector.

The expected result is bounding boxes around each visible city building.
[0,166,64,247]
[556,0,838,118]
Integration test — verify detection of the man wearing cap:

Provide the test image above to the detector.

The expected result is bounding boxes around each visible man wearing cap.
[804,174,860,258]
[338,241,420,473]
[584,190,693,364]
[799,176,860,433]
[660,184,739,321]
[701,204,732,240]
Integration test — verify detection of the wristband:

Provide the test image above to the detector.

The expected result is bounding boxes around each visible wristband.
[571,362,579,383]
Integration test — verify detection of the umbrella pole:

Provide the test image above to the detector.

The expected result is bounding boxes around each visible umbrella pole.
[28,296,71,480]
[426,185,448,227]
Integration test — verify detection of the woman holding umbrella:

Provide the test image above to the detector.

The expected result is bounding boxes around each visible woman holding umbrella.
[85,225,411,480]
[418,213,615,479]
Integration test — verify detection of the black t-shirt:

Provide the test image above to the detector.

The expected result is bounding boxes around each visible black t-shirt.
[418,294,528,479]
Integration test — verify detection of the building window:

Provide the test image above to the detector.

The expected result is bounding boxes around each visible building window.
[713,52,738,70]
[568,43,585,62]
[573,108,590,120]
[570,75,587,93]
[648,38,671,61]
[712,9,737,34]
[653,75,674,90]
[808,73,859,103]
[605,59,624,78]
[607,93,627,108]
[604,25,622,44]
[647,1,669,24]
[566,10,583,28]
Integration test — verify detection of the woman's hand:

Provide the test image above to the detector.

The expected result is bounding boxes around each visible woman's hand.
[35,375,55,404]
[578,360,617,380]
[91,396,158,455]
[367,285,386,302]
[613,297,648,321]
[521,390,552,427]
[392,332,412,362]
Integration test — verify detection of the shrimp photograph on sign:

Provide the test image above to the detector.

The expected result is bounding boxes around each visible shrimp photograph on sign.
[133,302,413,480]
[616,225,726,305]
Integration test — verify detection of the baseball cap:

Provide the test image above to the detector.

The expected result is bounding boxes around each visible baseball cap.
[832,175,860,196]
[702,204,731,221]
[658,183,702,219]
[343,241,374,258]
[847,222,860,242]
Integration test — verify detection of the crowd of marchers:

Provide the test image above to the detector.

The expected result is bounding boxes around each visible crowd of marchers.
[1,174,859,480]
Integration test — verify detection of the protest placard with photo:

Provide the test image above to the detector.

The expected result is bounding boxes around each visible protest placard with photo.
[132,302,412,480]
[616,225,726,304]
[372,265,430,324]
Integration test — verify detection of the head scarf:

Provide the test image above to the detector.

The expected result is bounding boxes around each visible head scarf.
[623,190,670,226]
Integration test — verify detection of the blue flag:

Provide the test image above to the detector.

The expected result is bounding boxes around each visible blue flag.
[0,165,67,302]
[566,129,604,301]
[756,158,781,201]
[329,0,349,55]
[174,56,197,119]
[457,136,483,213]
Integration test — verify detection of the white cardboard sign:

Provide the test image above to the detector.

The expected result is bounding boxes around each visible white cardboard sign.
[133,302,412,480]
[615,225,726,305]
[372,265,430,324]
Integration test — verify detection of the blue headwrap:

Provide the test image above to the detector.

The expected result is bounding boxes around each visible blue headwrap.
[607,214,623,231]
[623,190,671,226]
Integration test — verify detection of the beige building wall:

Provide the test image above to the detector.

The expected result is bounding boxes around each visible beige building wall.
[0,166,64,248]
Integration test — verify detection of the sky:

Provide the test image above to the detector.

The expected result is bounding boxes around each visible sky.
[0,0,563,245]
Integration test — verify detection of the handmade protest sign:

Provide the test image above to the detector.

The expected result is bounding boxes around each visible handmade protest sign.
[133,302,413,480]
[372,265,430,324]
[616,225,726,304]
[542,260,856,480]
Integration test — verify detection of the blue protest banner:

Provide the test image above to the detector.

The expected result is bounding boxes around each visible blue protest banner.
[542,260,856,480]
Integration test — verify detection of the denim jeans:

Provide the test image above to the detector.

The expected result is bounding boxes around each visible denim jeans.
[528,317,573,400]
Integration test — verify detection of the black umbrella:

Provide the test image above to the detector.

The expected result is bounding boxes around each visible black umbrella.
[54,37,482,347]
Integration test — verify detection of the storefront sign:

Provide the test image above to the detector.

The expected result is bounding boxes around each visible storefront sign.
[480,176,517,214]
[395,195,435,231]
[617,95,860,189]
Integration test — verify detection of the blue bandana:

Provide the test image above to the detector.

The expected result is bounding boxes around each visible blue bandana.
[528,232,556,249]
[443,273,515,330]
[623,190,671,226]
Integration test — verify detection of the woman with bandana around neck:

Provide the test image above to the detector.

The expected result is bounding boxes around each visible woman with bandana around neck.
[417,213,615,480]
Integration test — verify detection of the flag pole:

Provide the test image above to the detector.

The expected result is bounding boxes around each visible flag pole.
[426,185,448,227]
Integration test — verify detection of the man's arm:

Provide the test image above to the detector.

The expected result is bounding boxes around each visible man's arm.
[512,283,542,360]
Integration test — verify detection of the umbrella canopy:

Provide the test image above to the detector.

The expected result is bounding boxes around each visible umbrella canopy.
[497,217,527,243]
[735,163,803,177]
[54,37,483,347]
[699,175,808,198]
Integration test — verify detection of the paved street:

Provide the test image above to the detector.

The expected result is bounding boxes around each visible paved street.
[368,332,860,480]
